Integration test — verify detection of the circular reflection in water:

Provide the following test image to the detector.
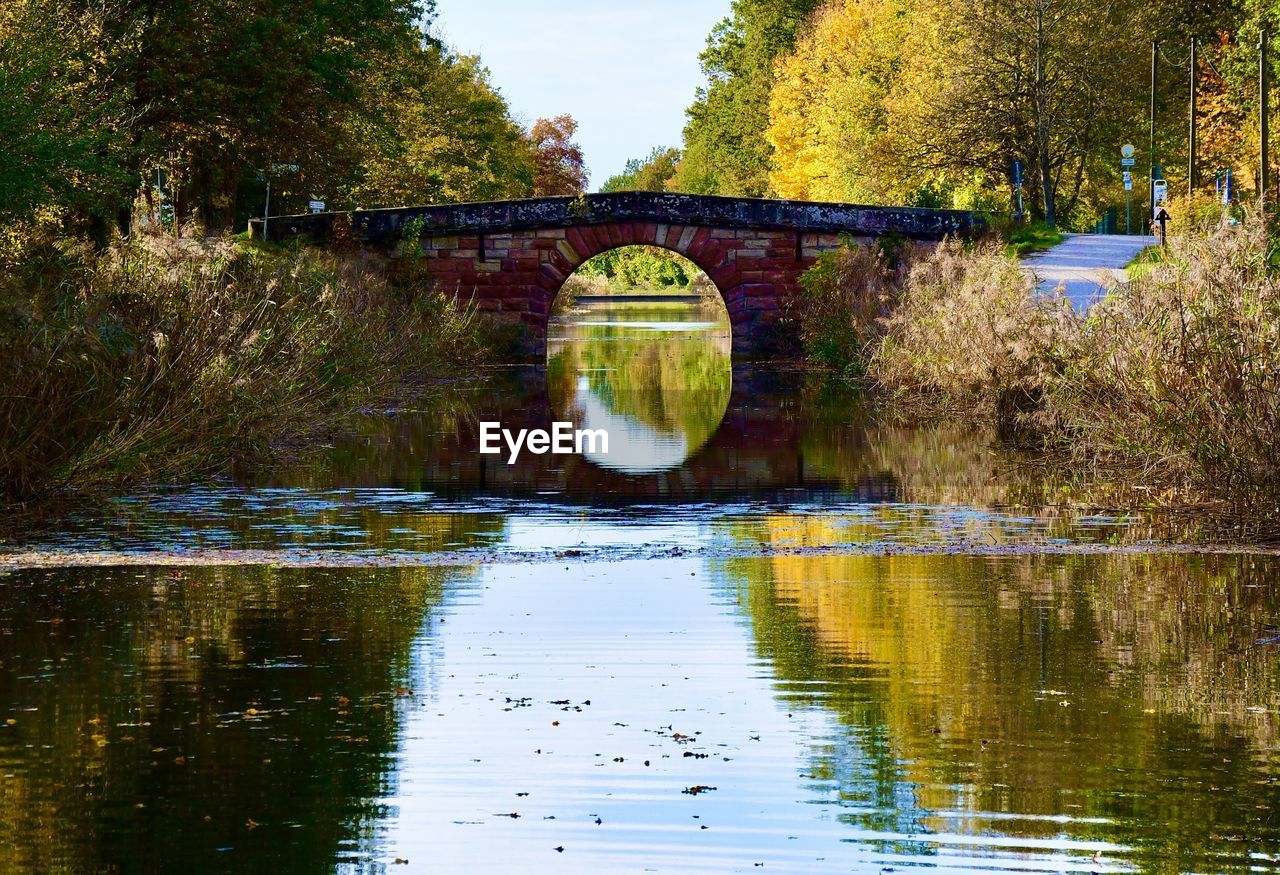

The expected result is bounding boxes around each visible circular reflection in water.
[546,302,732,473]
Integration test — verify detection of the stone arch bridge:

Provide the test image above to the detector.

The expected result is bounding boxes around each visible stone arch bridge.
[255,192,981,357]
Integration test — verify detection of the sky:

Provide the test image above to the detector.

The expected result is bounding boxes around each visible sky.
[433,1,731,189]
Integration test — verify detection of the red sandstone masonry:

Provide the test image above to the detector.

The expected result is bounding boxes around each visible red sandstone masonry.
[417,217,852,358]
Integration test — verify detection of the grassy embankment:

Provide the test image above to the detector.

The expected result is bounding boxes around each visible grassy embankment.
[0,227,492,510]
[1004,221,1065,257]
[796,213,1280,518]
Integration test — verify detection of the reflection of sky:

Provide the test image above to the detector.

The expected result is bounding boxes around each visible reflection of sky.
[549,306,733,475]
[371,557,1139,873]
[373,559,859,872]
[572,375,690,473]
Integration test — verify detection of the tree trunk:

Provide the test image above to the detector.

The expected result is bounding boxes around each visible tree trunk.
[1034,0,1056,227]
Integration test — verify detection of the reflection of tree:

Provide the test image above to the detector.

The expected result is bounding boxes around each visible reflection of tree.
[547,305,732,457]
[716,549,1280,871]
[0,565,464,872]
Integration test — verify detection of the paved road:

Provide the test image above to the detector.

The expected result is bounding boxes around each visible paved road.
[1022,233,1156,309]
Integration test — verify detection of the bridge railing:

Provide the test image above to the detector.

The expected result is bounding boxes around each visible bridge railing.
[249,191,986,245]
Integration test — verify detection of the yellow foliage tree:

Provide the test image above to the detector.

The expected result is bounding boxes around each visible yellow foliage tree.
[766,0,917,204]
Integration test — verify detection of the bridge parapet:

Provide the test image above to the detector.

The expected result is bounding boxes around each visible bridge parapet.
[251,191,983,244]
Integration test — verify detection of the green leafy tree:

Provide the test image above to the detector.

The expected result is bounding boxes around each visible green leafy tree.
[0,1,132,231]
[600,147,681,192]
[351,49,535,207]
[105,0,434,231]
[671,0,821,196]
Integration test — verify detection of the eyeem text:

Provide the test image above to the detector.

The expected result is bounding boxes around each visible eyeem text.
[480,422,609,464]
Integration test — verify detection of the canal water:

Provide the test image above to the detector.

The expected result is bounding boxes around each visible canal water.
[1,303,1278,873]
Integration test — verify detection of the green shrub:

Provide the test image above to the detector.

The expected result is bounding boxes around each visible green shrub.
[1004,221,1065,257]
[796,243,905,376]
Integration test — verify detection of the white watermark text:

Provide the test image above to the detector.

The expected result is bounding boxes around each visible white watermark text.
[480,422,608,464]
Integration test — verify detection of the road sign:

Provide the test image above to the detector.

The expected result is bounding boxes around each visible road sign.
[1153,179,1168,204]
[1121,144,1136,158]
[1121,157,1136,166]
[1124,178,1133,191]
[1154,207,1171,247]
[309,200,325,214]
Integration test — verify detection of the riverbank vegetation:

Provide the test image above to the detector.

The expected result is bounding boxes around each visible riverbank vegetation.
[797,214,1280,513]
[0,230,487,505]
[0,0,593,506]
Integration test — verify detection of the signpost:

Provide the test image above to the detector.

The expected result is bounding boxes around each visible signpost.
[1153,178,1168,214]
[309,200,326,214]
[1011,159,1024,221]
[1152,168,1170,248]
[1121,145,1136,233]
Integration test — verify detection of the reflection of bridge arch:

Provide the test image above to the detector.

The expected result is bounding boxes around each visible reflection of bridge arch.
[547,308,733,474]
[420,370,901,503]
[256,192,981,358]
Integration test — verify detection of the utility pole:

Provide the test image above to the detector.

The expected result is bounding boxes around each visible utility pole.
[263,176,272,242]
[1149,40,1159,230]
[1262,29,1270,214]
[1189,37,1198,197]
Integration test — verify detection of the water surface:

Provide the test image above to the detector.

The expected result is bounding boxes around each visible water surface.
[1,303,1277,873]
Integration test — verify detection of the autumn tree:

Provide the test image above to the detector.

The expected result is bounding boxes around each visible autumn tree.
[766,0,915,204]
[528,115,588,197]
[892,0,1149,225]
[672,0,822,196]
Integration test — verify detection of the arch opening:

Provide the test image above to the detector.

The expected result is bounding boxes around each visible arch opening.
[546,245,732,475]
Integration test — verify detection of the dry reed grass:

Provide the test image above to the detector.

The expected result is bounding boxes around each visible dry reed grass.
[800,215,1280,511]
[0,230,486,505]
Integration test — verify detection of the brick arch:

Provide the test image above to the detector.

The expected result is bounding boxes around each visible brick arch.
[538,222,745,322]
[255,192,982,358]
[473,220,833,358]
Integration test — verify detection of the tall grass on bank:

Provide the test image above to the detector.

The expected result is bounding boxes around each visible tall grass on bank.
[874,241,1076,427]
[1052,219,1280,508]
[798,215,1280,511]
[0,233,485,504]
[796,243,906,376]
